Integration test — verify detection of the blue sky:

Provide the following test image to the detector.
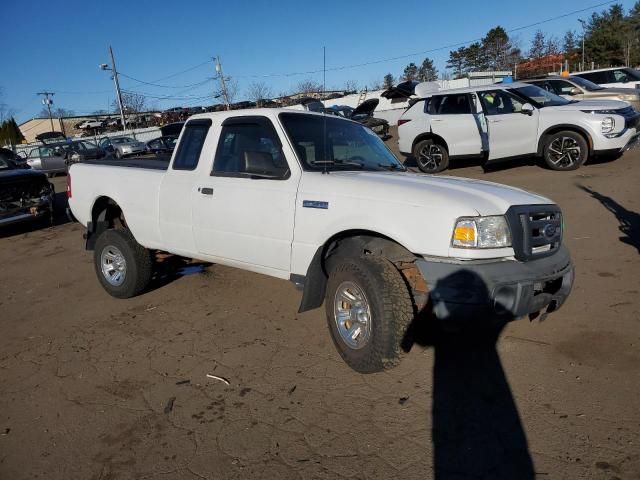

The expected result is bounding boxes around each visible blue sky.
[0,0,635,123]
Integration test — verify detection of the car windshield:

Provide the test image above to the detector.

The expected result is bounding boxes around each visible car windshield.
[165,137,178,147]
[112,137,134,144]
[279,113,405,172]
[71,141,97,150]
[511,85,571,107]
[569,76,604,91]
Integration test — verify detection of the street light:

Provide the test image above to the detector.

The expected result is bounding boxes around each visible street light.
[578,19,587,72]
[99,47,126,131]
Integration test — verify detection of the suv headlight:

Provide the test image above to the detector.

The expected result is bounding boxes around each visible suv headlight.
[452,216,512,249]
[601,117,615,134]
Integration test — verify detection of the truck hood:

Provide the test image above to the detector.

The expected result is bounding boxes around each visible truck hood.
[305,171,552,216]
[547,99,629,111]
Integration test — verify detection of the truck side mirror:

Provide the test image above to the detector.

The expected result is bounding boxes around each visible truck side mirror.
[569,87,582,96]
[521,103,534,115]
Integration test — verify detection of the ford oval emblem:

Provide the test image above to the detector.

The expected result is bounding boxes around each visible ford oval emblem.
[543,224,557,238]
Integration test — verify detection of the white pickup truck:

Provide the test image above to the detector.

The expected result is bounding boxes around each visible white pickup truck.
[398,82,640,173]
[68,109,574,372]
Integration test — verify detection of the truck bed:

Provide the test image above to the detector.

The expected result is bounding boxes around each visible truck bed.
[83,157,170,170]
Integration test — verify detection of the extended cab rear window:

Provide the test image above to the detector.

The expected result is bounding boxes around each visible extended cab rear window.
[172,119,211,170]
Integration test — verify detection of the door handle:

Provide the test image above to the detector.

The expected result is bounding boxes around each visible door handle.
[489,119,502,123]
[198,187,214,195]
[431,119,444,122]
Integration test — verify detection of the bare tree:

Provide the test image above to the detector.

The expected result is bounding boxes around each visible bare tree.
[0,87,15,123]
[296,79,322,94]
[39,107,74,118]
[224,79,240,104]
[247,81,274,106]
[343,80,359,92]
[113,91,147,114]
[369,79,383,90]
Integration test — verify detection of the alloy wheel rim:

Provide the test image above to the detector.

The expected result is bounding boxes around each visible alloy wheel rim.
[333,281,372,349]
[418,144,444,171]
[548,137,581,168]
[100,245,127,286]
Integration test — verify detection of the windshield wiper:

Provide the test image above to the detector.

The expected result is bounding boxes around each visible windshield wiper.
[377,163,405,171]
[310,159,364,168]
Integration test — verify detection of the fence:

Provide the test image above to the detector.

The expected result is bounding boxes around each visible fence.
[9,126,162,157]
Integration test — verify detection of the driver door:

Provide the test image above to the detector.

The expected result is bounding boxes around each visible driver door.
[478,90,539,161]
[40,146,66,172]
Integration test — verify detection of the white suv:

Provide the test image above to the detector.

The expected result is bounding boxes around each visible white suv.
[397,82,640,173]
[573,67,640,89]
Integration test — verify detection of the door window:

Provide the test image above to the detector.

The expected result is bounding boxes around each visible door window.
[613,69,634,83]
[172,121,209,171]
[548,80,580,95]
[478,90,525,115]
[427,94,472,114]
[212,119,289,179]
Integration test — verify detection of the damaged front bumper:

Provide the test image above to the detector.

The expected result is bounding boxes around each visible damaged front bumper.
[416,245,574,322]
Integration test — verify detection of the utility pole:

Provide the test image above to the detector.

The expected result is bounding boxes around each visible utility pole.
[215,56,230,110]
[100,46,126,131]
[37,91,55,131]
[579,19,586,72]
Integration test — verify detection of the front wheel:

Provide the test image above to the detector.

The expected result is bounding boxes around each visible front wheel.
[115,150,122,159]
[413,139,450,173]
[94,229,153,298]
[542,131,588,171]
[325,255,413,373]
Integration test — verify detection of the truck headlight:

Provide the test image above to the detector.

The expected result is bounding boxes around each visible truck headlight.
[601,117,615,134]
[452,216,512,249]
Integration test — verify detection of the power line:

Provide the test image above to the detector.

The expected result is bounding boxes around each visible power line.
[118,72,213,89]
[233,0,616,79]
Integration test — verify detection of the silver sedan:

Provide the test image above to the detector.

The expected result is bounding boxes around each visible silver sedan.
[99,136,146,158]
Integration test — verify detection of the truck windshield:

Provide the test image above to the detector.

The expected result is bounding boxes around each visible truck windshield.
[511,85,571,107]
[279,113,405,172]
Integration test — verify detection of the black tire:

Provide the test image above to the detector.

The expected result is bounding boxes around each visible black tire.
[325,255,413,373]
[413,139,450,173]
[542,131,588,171]
[115,150,122,159]
[94,229,153,298]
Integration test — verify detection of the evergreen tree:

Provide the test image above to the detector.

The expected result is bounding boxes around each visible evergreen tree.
[383,73,395,89]
[418,57,438,81]
[401,63,418,81]
[563,30,580,55]
[529,30,547,59]
[446,47,466,77]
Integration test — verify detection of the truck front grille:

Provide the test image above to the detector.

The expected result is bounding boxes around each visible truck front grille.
[505,205,562,261]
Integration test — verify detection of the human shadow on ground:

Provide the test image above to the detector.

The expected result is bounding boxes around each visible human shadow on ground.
[577,184,640,254]
[402,269,535,480]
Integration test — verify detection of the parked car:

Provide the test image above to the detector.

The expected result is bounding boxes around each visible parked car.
[572,67,640,89]
[67,109,574,373]
[25,144,68,177]
[0,147,27,167]
[64,140,107,165]
[77,119,104,130]
[397,82,640,173]
[145,136,178,155]
[522,75,640,111]
[326,98,389,139]
[0,153,54,227]
[325,99,390,138]
[99,136,146,158]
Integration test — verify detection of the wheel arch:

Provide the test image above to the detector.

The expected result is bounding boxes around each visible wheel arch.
[86,196,125,250]
[537,124,593,156]
[297,229,425,313]
[411,132,449,154]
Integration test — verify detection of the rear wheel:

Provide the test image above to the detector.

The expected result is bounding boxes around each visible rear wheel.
[325,255,413,373]
[413,139,449,173]
[543,131,588,171]
[94,229,153,298]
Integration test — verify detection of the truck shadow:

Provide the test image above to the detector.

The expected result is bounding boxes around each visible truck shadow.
[577,184,640,254]
[148,255,212,291]
[402,270,535,480]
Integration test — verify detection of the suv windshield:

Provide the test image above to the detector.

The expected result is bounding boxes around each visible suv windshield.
[511,85,571,107]
[279,113,405,172]
[112,137,134,144]
[569,76,604,91]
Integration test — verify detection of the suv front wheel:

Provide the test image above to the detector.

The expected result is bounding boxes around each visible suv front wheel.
[413,139,450,173]
[542,131,588,171]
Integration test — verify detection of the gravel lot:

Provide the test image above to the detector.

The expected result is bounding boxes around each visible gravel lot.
[1,132,639,480]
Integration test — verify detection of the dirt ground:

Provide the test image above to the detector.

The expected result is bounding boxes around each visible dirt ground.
[1,131,639,480]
